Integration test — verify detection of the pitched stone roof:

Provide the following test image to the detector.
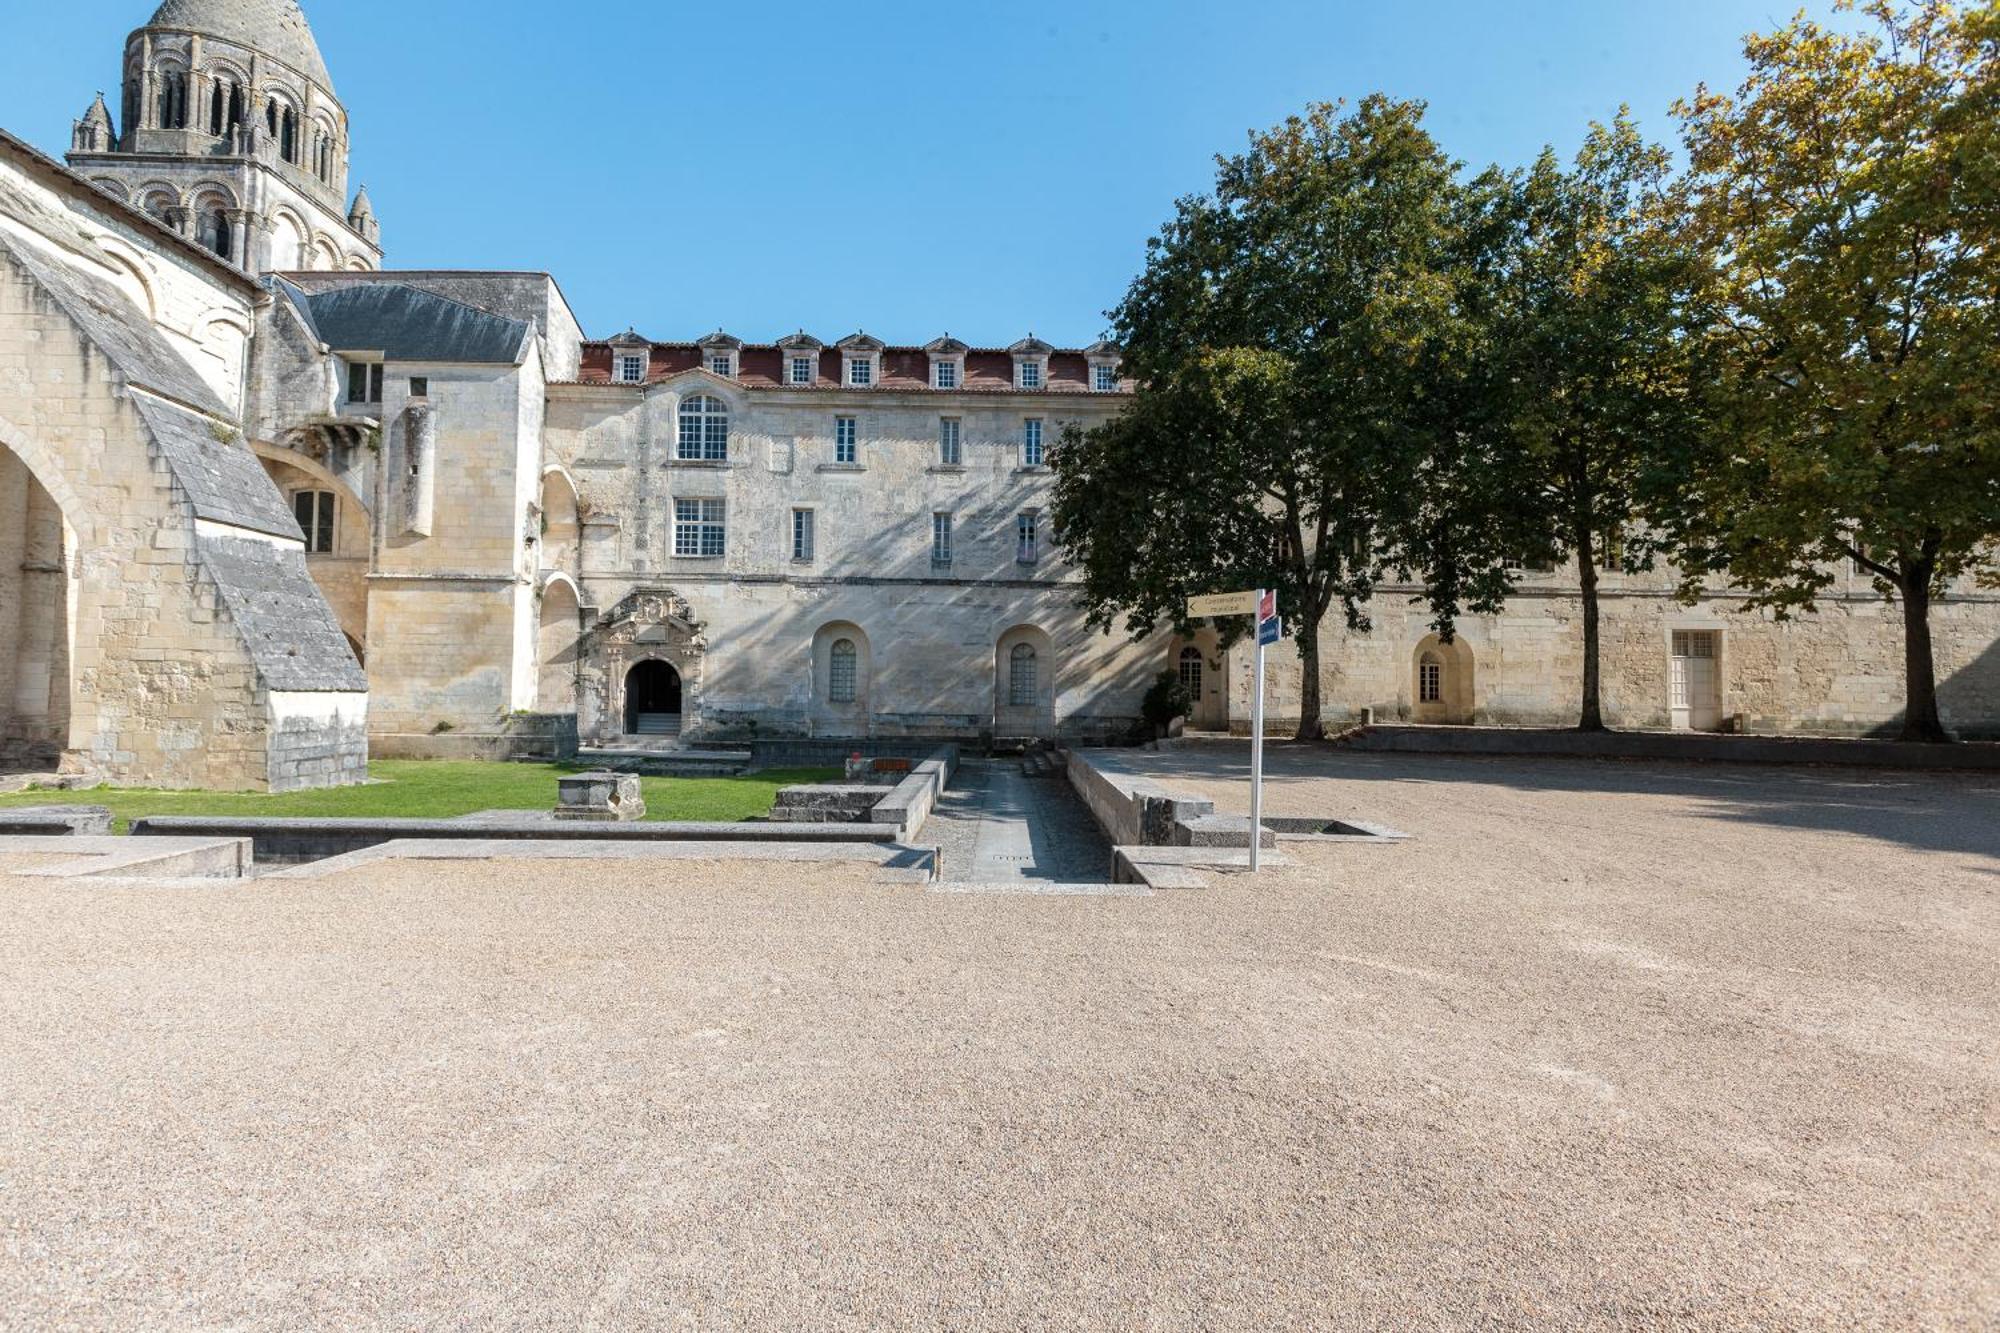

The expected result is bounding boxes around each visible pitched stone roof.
[200,533,368,690]
[144,0,333,92]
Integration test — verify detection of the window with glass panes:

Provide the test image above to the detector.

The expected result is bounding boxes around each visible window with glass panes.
[616,354,645,383]
[1009,643,1038,706]
[678,395,729,460]
[708,353,733,377]
[1093,364,1119,392]
[1018,360,1043,389]
[828,639,858,703]
[293,490,335,553]
[790,355,814,385]
[1023,418,1044,467]
[939,418,962,466]
[935,360,958,389]
[791,509,815,561]
[674,498,726,556]
[932,513,953,564]
[848,357,874,386]
[835,416,858,464]
[346,361,383,404]
[1016,510,1040,563]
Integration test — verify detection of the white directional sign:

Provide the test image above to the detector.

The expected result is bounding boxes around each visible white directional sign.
[1186,590,1262,618]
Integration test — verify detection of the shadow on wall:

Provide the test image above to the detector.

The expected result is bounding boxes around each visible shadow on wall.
[1139,741,2000,862]
[1941,631,2000,741]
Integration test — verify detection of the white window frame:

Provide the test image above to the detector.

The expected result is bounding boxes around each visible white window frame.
[1022,418,1045,468]
[1016,358,1045,390]
[616,353,646,384]
[1016,510,1040,564]
[346,359,384,405]
[791,508,815,562]
[707,352,736,379]
[939,417,962,466]
[932,512,953,565]
[934,359,959,389]
[834,416,858,465]
[789,354,815,386]
[1092,363,1120,392]
[673,498,727,558]
[1419,653,1443,704]
[677,395,730,461]
[846,354,877,387]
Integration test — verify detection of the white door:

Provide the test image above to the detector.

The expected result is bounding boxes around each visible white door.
[1670,631,1721,731]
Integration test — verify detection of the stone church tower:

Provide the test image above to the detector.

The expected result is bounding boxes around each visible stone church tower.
[65,0,381,272]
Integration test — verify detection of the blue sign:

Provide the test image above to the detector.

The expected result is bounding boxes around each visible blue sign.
[1258,615,1282,646]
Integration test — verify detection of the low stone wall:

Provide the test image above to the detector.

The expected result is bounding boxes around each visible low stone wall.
[131,815,899,864]
[867,746,960,841]
[1340,724,2000,770]
[372,713,581,763]
[0,806,113,836]
[1065,749,1216,848]
[749,738,960,770]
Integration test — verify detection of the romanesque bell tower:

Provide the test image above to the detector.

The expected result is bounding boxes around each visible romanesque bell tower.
[66,0,381,273]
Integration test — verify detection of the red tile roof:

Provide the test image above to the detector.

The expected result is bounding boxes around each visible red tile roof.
[561,340,1127,393]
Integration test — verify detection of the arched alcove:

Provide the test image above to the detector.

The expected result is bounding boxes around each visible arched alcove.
[994,624,1056,740]
[1412,633,1477,723]
[538,576,581,714]
[0,443,76,770]
[624,660,683,736]
[809,620,871,738]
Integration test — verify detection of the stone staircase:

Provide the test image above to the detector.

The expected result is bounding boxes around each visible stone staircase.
[1018,744,1068,779]
[631,713,682,737]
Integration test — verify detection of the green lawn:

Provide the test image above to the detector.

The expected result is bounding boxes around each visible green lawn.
[0,760,840,831]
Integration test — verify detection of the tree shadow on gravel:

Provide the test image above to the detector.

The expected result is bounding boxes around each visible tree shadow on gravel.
[1129,741,2000,865]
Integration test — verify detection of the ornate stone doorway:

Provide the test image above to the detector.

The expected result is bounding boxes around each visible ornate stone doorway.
[584,589,708,746]
[625,660,683,736]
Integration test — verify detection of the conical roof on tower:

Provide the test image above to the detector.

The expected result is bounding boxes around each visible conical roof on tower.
[142,0,333,91]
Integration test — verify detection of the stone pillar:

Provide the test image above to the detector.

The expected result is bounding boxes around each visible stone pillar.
[227,209,256,269]
[402,402,436,537]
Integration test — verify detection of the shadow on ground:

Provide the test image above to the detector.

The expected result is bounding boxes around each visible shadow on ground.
[1132,740,2000,864]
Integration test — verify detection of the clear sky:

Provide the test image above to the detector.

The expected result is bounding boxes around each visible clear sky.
[2,0,1792,346]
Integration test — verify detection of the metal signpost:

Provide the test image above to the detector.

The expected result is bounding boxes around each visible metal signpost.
[1188,589,1282,872]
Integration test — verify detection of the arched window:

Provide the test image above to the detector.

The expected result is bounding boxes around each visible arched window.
[828,639,858,704]
[678,394,729,461]
[281,107,298,163]
[209,82,225,134]
[1178,646,1203,696]
[200,207,233,261]
[156,70,189,129]
[266,98,279,136]
[1009,643,1038,707]
[1419,651,1443,704]
[141,191,176,226]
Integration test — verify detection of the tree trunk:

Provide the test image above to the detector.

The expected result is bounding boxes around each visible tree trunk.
[1897,568,1950,743]
[1576,534,1606,732]
[1294,607,1325,742]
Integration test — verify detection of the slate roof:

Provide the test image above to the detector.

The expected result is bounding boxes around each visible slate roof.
[280,279,533,364]
[199,534,368,691]
[144,0,334,92]
[134,396,301,541]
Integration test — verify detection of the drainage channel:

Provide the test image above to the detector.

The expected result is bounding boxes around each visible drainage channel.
[925,758,1117,886]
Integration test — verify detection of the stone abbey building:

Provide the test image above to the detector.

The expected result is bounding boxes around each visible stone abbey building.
[1,0,1996,790]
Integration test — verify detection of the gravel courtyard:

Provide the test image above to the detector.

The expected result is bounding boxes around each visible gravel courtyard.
[2,747,1995,1329]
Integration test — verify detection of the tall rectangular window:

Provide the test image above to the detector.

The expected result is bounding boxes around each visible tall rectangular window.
[939,418,962,466]
[1017,510,1040,564]
[935,360,958,389]
[1022,418,1045,467]
[674,498,726,557]
[347,361,383,404]
[1018,361,1043,389]
[835,416,858,465]
[790,355,814,385]
[932,513,953,565]
[293,490,335,554]
[791,508,815,562]
[616,354,645,384]
[849,358,874,387]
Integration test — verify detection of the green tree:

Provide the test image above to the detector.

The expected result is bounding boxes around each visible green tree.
[1477,113,1703,731]
[1663,0,2000,741]
[1050,97,1487,740]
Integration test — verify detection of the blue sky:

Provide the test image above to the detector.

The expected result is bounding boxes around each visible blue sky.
[3,0,1788,345]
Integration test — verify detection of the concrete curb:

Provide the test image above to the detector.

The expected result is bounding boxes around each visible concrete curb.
[1337,725,2000,770]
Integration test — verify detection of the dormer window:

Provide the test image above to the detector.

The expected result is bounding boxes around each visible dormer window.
[837,333,885,390]
[925,335,969,391]
[779,332,825,388]
[1009,336,1054,392]
[616,354,645,384]
[789,356,814,385]
[698,332,742,381]
[1085,341,1124,394]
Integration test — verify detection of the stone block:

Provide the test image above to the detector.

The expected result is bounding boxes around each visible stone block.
[553,770,645,822]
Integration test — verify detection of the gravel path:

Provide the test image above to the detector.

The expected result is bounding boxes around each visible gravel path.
[0,754,1994,1330]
